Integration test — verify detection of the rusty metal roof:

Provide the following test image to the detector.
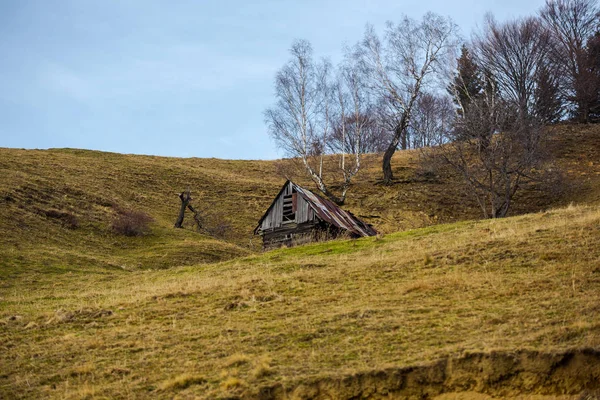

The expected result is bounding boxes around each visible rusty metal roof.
[255,180,376,237]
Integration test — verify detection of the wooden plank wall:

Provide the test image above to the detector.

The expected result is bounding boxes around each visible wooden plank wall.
[260,183,286,230]
[295,194,312,223]
[260,182,317,231]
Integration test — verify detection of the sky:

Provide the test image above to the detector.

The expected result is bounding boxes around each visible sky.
[0,0,545,160]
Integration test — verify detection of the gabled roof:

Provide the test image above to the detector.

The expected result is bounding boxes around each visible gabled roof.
[255,180,377,237]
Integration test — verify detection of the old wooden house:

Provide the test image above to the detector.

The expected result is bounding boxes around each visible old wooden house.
[254,180,377,250]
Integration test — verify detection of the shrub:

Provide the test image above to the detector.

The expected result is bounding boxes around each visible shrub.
[111,209,153,236]
[206,218,232,239]
[190,209,232,239]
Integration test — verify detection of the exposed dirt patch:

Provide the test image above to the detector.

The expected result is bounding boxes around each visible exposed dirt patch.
[250,349,600,400]
[434,394,581,399]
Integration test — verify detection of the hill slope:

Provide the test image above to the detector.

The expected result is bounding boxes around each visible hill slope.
[1,204,599,398]
[1,124,599,279]
[1,123,599,398]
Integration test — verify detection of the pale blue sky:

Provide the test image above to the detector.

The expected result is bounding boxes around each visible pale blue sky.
[1,0,544,159]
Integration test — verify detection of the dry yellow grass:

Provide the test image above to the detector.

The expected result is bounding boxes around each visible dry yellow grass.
[1,123,598,277]
[1,203,599,398]
[0,124,599,398]
[157,373,207,391]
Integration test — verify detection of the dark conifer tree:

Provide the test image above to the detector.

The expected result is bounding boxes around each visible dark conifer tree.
[540,0,600,123]
[534,65,563,123]
[584,32,600,121]
[447,45,484,115]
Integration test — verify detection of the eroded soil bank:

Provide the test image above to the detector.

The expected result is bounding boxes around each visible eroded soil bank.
[250,349,600,400]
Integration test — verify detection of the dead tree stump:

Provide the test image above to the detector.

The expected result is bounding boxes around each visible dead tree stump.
[174,190,192,228]
[174,190,203,230]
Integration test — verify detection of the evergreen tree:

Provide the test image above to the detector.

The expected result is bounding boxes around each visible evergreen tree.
[447,45,484,115]
[534,65,563,123]
[540,0,600,123]
[584,31,600,121]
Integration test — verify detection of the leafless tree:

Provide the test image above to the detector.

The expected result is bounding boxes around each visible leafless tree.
[358,12,460,184]
[324,56,371,202]
[265,40,370,205]
[328,55,390,155]
[328,113,389,154]
[540,0,600,122]
[428,78,549,219]
[474,15,554,116]
[264,40,334,200]
[408,92,455,148]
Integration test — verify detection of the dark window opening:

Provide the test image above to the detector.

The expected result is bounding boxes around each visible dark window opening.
[283,189,297,223]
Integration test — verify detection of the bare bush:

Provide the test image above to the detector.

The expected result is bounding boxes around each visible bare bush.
[112,209,153,236]
[427,83,551,218]
[172,189,233,239]
[199,212,232,239]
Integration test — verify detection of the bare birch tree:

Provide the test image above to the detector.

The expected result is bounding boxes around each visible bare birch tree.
[264,40,334,200]
[325,55,374,202]
[328,112,389,154]
[265,40,370,205]
[358,12,459,184]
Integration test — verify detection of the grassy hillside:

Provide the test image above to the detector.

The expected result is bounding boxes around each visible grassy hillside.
[0,148,275,278]
[0,123,599,398]
[1,204,599,398]
[1,124,599,278]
